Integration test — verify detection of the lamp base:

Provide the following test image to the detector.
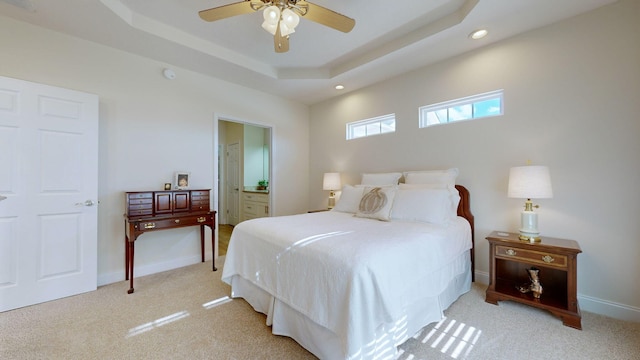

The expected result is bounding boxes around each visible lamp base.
[327,195,335,209]
[519,210,541,242]
[519,232,541,242]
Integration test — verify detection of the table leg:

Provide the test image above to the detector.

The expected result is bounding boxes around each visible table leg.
[200,225,205,263]
[127,240,135,294]
[125,234,129,280]
[211,223,217,271]
[200,224,217,271]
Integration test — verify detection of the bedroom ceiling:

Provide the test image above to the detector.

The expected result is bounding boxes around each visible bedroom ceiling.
[0,0,617,105]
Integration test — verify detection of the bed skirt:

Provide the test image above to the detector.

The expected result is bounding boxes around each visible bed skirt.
[227,251,471,360]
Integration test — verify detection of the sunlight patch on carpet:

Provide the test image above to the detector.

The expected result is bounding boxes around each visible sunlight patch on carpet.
[397,316,482,359]
[202,296,232,309]
[125,311,190,338]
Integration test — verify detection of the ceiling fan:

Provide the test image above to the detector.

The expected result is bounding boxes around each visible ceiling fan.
[199,0,355,53]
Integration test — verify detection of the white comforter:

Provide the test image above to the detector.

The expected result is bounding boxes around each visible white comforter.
[221,211,472,358]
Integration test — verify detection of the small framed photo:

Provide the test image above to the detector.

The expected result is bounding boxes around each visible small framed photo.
[174,171,190,189]
[164,183,172,190]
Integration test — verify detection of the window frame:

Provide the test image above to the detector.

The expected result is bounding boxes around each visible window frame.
[418,89,504,128]
[346,113,396,140]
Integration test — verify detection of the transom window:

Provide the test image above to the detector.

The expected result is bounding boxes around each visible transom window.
[419,90,503,128]
[346,113,396,140]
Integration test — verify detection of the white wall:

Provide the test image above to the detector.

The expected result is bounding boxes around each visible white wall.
[0,16,309,286]
[309,0,640,320]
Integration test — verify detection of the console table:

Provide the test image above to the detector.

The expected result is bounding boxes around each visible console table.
[124,189,216,294]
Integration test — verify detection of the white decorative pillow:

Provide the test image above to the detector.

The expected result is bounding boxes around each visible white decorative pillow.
[355,186,397,221]
[360,172,402,186]
[332,185,365,213]
[391,187,459,224]
[403,168,459,187]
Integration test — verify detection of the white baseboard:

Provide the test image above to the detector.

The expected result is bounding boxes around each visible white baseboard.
[473,270,640,322]
[474,270,489,285]
[578,293,640,322]
[98,254,212,287]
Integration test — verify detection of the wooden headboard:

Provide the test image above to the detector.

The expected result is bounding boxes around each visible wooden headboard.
[455,185,475,282]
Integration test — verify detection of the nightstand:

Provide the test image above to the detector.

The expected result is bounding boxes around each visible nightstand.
[485,231,582,329]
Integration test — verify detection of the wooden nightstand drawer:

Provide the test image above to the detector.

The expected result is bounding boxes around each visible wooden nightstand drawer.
[495,245,568,269]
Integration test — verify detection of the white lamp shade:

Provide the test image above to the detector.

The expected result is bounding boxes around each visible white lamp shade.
[323,172,341,191]
[508,166,553,199]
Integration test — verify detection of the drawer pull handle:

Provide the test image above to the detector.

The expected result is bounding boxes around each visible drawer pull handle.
[505,249,517,256]
[197,217,206,223]
[542,255,555,263]
[144,222,156,229]
[175,219,180,224]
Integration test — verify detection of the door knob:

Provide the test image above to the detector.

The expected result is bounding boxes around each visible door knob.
[0,195,7,201]
[75,200,96,206]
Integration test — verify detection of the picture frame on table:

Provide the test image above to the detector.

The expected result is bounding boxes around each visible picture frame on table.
[174,171,190,190]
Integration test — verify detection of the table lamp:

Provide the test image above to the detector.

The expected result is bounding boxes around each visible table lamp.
[323,172,341,209]
[507,165,553,242]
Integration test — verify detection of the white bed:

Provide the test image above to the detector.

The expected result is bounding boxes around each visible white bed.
[222,180,475,360]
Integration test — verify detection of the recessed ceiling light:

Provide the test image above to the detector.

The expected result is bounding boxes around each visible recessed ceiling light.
[163,68,176,80]
[469,29,488,40]
[335,85,345,90]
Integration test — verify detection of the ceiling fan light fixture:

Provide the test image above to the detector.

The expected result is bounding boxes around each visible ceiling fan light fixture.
[281,8,300,30]
[262,21,278,35]
[198,0,355,53]
[263,5,281,25]
[280,23,295,37]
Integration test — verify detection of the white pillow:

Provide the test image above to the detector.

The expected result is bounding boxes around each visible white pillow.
[391,187,459,224]
[361,172,402,186]
[403,168,459,187]
[332,185,365,213]
[355,186,397,221]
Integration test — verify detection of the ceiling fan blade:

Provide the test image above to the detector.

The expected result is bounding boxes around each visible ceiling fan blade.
[274,23,290,53]
[199,1,256,22]
[298,1,355,33]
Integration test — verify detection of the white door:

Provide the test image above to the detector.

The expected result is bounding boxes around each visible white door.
[226,143,240,226]
[0,76,98,312]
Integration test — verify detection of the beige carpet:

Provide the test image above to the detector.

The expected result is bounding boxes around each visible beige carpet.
[2,258,639,360]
